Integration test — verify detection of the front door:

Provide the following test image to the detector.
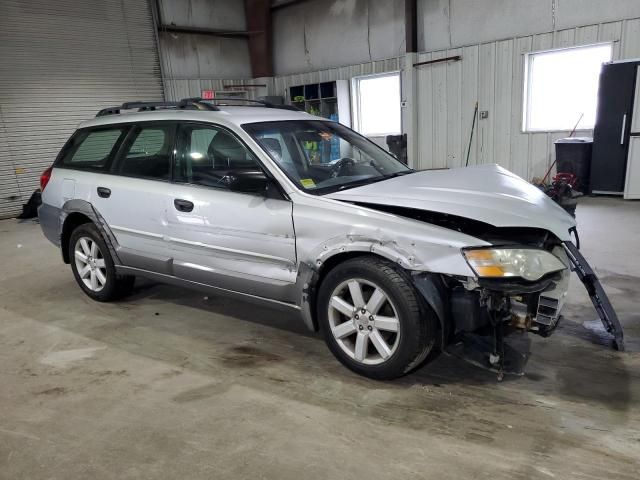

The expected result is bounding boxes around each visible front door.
[166,122,297,302]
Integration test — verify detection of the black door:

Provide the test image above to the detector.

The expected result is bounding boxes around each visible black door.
[591,62,639,193]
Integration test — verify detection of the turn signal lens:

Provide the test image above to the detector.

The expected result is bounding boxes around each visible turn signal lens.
[462,248,566,281]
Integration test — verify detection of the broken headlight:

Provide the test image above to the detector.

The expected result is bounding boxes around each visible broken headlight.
[462,247,566,281]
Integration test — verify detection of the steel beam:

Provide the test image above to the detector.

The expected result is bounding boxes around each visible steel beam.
[245,0,273,77]
[405,0,418,53]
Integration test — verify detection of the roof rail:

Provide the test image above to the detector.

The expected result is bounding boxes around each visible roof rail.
[193,97,302,112]
[96,98,219,117]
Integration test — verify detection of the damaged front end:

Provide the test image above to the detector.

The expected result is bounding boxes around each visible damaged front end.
[364,204,623,378]
[442,266,569,378]
[425,241,570,377]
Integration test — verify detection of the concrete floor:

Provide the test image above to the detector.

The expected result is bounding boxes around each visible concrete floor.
[1,197,639,479]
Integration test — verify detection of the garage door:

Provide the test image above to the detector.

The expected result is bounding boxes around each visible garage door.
[0,0,164,219]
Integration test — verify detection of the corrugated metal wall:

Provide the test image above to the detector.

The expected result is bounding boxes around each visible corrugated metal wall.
[0,0,163,219]
[414,17,640,180]
[270,57,404,100]
[164,79,265,102]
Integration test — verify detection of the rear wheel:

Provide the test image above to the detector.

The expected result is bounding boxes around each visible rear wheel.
[317,256,437,380]
[69,223,134,301]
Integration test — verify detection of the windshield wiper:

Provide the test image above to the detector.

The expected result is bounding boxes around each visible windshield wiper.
[335,169,415,191]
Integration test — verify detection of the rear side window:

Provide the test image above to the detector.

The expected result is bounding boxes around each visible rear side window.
[58,128,125,170]
[117,124,175,181]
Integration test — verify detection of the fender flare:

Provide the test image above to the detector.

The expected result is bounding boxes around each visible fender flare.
[60,200,122,265]
[295,236,418,331]
[295,237,450,336]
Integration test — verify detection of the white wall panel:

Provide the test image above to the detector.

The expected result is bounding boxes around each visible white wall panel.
[432,53,448,169]
[414,17,640,180]
[416,52,434,169]
[460,45,479,169]
[477,43,496,167]
[621,18,640,58]
[270,57,404,100]
[510,36,532,179]
[446,48,463,168]
[418,0,640,51]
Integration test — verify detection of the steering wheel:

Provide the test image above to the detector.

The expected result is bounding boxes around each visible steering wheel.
[329,157,356,178]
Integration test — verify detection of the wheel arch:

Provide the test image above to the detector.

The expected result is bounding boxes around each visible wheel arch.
[297,247,449,343]
[297,251,391,332]
[60,200,122,265]
[61,212,93,263]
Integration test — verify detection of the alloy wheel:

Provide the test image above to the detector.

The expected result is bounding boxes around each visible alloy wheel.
[327,278,401,365]
[74,236,107,292]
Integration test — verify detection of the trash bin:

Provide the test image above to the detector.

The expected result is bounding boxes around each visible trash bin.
[554,137,593,194]
[386,134,407,164]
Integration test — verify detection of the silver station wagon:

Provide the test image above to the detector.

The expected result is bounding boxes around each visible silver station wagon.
[38,98,623,380]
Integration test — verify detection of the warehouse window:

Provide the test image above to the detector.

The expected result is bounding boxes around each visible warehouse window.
[352,72,401,136]
[523,43,612,132]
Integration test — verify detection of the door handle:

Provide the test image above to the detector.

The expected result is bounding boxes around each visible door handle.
[174,199,194,212]
[620,114,627,145]
[97,187,111,198]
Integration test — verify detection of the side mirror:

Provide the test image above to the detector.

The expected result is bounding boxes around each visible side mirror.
[222,170,271,195]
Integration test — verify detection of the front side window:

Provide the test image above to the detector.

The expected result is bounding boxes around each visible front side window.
[243,120,411,194]
[523,43,612,131]
[174,123,262,189]
[118,124,175,180]
[58,128,125,170]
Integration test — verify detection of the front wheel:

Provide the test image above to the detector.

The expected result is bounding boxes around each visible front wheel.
[317,256,437,380]
[69,223,134,302]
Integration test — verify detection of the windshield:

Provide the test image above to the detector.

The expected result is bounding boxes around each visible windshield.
[242,120,412,194]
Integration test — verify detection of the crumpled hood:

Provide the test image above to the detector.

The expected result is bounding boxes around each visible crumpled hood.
[327,164,577,241]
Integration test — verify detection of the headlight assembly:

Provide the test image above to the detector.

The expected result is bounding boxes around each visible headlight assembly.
[462,247,567,281]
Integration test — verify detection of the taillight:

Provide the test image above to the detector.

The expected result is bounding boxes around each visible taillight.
[40,166,53,191]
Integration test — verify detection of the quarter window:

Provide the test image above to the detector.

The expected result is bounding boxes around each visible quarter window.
[118,124,175,180]
[175,124,261,189]
[59,128,125,170]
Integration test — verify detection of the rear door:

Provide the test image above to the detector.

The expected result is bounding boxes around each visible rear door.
[166,122,297,302]
[92,122,177,273]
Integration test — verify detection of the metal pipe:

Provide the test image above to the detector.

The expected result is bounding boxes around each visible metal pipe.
[413,55,462,68]
[158,24,252,38]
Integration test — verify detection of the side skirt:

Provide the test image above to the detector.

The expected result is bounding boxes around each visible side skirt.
[116,265,301,314]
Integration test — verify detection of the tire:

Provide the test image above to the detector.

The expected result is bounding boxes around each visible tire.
[68,223,135,302]
[317,255,437,380]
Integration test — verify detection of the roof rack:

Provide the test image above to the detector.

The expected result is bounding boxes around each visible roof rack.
[96,98,219,117]
[195,97,302,112]
[96,96,302,117]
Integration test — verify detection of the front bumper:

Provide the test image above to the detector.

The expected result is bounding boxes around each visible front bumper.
[563,241,624,350]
